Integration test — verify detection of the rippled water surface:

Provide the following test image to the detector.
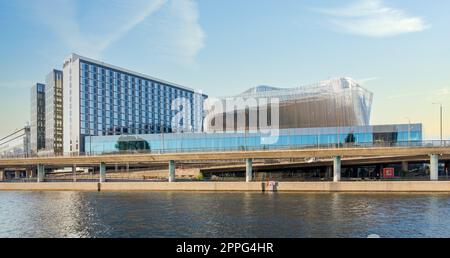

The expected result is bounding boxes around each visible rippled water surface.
[1,191,450,238]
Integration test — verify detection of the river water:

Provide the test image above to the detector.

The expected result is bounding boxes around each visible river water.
[1,191,450,238]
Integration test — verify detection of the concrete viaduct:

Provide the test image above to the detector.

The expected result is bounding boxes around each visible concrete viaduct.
[1,146,449,182]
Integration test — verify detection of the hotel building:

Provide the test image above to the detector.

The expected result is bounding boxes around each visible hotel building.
[63,54,207,154]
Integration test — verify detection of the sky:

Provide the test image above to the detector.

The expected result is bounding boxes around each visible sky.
[0,0,449,139]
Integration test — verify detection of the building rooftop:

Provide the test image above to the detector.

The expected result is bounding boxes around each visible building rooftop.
[64,53,205,95]
[238,77,372,98]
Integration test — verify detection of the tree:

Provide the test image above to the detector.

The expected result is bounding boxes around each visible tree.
[345,132,356,143]
[115,136,150,152]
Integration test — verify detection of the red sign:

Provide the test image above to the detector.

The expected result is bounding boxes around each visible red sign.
[383,168,395,178]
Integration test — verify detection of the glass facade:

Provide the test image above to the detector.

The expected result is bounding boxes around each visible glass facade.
[85,124,422,155]
[0,126,30,157]
[63,54,207,153]
[45,70,63,155]
[30,83,46,153]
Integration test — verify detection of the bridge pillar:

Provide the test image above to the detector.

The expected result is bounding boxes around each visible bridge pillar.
[326,166,332,179]
[37,164,45,183]
[401,161,408,172]
[430,154,439,181]
[26,169,33,178]
[72,165,77,182]
[246,158,253,182]
[169,160,175,182]
[0,170,4,181]
[445,161,450,177]
[333,156,341,182]
[99,163,106,183]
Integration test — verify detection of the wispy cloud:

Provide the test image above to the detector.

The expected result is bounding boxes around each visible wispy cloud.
[316,0,430,37]
[23,0,204,62]
[164,0,205,63]
[94,0,168,57]
[386,91,424,100]
[437,86,450,96]
[357,77,380,84]
[387,85,450,100]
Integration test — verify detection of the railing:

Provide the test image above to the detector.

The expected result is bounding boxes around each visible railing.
[0,140,449,159]
[4,176,450,183]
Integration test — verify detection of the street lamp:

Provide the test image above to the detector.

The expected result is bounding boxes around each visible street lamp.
[432,103,443,146]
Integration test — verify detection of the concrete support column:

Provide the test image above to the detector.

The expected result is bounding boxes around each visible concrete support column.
[99,163,106,183]
[333,156,341,182]
[15,171,21,179]
[246,158,253,182]
[401,161,408,172]
[445,161,450,177]
[326,166,332,179]
[26,169,33,178]
[72,165,77,182]
[0,170,4,181]
[37,164,45,183]
[168,160,175,182]
[430,154,439,181]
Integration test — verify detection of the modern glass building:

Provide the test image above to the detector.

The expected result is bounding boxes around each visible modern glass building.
[204,77,373,132]
[0,126,31,158]
[45,69,64,155]
[30,83,46,153]
[85,124,422,155]
[63,54,207,154]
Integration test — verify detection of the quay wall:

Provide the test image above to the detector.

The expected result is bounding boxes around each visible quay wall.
[2,181,450,192]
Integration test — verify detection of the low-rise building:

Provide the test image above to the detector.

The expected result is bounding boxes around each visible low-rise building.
[0,126,31,158]
[85,124,422,154]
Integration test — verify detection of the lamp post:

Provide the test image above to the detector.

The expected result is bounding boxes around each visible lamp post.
[432,103,443,146]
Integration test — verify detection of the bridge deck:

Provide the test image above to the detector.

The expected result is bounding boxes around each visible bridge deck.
[1,146,449,167]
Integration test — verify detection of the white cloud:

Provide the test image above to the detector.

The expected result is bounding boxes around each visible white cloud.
[166,0,205,63]
[437,86,450,96]
[357,77,380,84]
[387,86,449,100]
[24,0,204,62]
[146,0,205,64]
[386,91,424,100]
[94,0,168,56]
[317,0,430,37]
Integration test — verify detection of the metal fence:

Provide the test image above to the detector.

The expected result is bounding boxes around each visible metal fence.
[0,140,449,159]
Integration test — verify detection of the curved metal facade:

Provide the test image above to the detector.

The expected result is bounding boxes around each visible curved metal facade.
[204,77,373,131]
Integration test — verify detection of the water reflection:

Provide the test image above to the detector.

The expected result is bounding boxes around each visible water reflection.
[1,191,450,238]
[0,192,98,237]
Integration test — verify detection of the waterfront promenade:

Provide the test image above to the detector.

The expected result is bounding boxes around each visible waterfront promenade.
[1,145,449,166]
[3,181,450,192]
[1,142,450,192]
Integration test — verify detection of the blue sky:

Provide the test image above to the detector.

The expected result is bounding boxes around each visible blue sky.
[0,0,449,139]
